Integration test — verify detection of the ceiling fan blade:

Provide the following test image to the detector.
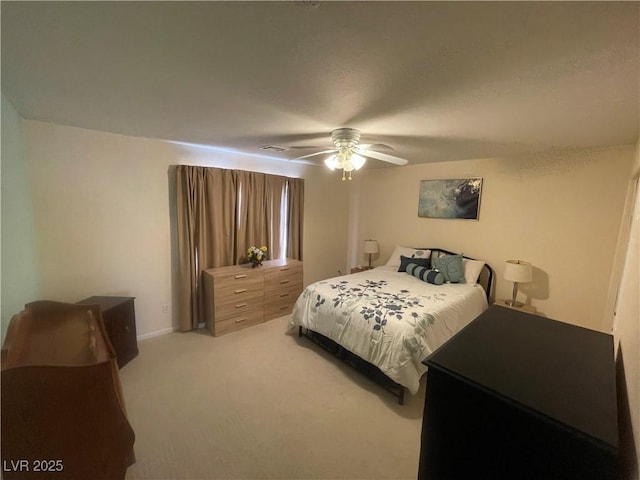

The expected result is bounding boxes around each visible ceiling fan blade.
[358,143,394,151]
[289,145,327,150]
[292,149,336,161]
[356,148,408,165]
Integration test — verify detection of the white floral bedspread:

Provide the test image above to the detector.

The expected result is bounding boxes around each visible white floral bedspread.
[288,266,488,394]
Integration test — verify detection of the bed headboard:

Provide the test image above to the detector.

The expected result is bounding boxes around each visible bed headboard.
[426,248,494,302]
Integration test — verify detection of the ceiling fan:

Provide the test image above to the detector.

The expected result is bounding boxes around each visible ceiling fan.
[292,128,409,180]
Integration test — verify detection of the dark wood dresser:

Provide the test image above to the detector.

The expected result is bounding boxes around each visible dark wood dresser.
[77,296,138,368]
[418,305,618,480]
[1,301,135,479]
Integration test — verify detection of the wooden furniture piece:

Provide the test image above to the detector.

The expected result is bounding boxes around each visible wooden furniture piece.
[1,301,135,480]
[418,305,618,480]
[77,296,138,368]
[203,258,302,336]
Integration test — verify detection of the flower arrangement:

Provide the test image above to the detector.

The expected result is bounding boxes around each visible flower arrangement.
[247,245,268,267]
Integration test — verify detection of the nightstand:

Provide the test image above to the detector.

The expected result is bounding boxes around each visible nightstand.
[77,296,138,368]
[350,266,373,274]
[496,299,537,314]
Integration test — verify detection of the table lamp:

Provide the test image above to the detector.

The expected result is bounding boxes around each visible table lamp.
[363,240,379,268]
[504,260,532,307]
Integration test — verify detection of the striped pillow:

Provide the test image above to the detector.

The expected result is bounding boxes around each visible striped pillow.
[398,255,430,272]
[406,263,445,285]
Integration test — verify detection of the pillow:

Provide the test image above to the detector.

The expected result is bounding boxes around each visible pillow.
[385,245,431,267]
[406,263,444,285]
[398,255,430,272]
[463,258,485,285]
[432,254,465,283]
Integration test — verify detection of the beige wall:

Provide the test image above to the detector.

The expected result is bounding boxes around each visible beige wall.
[24,121,349,338]
[1,95,41,340]
[352,146,635,331]
[613,139,640,477]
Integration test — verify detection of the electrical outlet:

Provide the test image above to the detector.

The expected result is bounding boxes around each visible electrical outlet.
[161,304,169,314]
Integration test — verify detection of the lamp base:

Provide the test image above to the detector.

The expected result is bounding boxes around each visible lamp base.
[504,299,525,308]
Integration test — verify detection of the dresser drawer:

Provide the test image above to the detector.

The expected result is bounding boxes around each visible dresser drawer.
[264,280,302,320]
[214,278,263,305]
[264,263,302,294]
[214,270,262,291]
[215,294,263,322]
[264,295,298,320]
[214,309,264,336]
[264,282,302,307]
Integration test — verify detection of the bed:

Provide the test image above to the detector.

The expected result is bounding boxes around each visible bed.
[288,247,494,404]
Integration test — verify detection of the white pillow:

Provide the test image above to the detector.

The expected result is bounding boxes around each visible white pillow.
[385,245,431,267]
[463,258,485,285]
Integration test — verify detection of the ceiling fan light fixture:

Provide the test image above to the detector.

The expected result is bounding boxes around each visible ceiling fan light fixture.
[324,149,366,180]
[324,155,338,170]
[350,153,366,170]
[294,127,408,181]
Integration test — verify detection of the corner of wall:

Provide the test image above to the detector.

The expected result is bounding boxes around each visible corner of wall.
[603,142,640,333]
[1,94,42,341]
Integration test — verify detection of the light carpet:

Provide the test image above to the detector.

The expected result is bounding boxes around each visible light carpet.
[120,315,426,479]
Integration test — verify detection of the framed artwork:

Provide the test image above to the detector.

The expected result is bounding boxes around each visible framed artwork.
[418,178,483,220]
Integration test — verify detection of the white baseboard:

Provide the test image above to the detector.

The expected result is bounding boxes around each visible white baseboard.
[137,327,175,341]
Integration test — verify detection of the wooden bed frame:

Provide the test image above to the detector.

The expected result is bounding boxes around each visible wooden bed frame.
[298,248,494,405]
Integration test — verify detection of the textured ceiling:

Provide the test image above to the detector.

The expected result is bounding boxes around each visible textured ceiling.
[2,1,639,167]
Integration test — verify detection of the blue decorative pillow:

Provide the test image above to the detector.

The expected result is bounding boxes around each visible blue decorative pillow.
[432,254,465,283]
[398,255,430,272]
[406,263,445,285]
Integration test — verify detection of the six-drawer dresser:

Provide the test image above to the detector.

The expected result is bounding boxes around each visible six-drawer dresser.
[203,258,303,336]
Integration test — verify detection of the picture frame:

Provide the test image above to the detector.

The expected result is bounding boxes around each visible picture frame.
[418,178,483,220]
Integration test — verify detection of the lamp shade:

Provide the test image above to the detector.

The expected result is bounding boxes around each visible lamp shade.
[351,153,366,170]
[504,260,532,283]
[324,155,338,170]
[363,240,379,254]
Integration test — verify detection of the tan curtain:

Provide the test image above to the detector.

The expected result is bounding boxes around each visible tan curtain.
[176,166,237,331]
[265,175,286,259]
[176,165,200,332]
[287,177,304,260]
[176,166,304,331]
[236,171,266,263]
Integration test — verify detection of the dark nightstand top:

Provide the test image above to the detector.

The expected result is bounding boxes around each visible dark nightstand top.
[77,296,135,310]
[424,305,618,451]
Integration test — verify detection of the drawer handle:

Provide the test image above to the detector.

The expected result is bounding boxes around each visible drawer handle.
[124,325,130,332]
[235,303,248,309]
[235,288,247,294]
[280,293,290,298]
[235,274,248,279]
[280,267,290,271]
[235,317,247,323]
[280,280,290,285]
[279,305,289,310]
